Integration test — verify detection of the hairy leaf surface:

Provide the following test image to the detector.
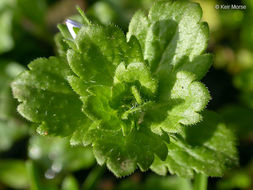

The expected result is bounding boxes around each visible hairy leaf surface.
[151,111,238,178]
[128,0,212,133]
[11,0,238,177]
[12,57,89,136]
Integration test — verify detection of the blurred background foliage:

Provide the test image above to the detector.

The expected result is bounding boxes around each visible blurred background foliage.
[0,0,252,189]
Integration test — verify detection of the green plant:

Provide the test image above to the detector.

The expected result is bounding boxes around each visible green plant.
[11,0,238,186]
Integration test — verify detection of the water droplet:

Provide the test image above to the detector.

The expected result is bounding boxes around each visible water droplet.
[51,162,62,173]
[29,146,41,159]
[45,169,55,179]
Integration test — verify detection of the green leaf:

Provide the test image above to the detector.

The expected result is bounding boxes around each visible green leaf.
[83,127,167,177]
[54,33,69,57]
[67,25,127,86]
[12,57,89,136]
[144,71,210,134]
[151,111,238,178]
[128,0,210,75]
[127,0,211,133]
[65,25,168,177]
[12,1,220,177]
[0,160,29,189]
[127,10,149,52]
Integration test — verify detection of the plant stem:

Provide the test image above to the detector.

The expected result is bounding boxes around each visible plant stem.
[82,165,106,190]
[193,173,208,190]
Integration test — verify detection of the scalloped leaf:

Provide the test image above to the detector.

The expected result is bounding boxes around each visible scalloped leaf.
[151,111,238,178]
[127,0,212,133]
[128,0,211,75]
[11,57,89,136]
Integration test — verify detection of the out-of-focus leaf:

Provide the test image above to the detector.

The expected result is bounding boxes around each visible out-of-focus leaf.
[0,62,27,152]
[116,175,192,190]
[28,135,95,172]
[234,68,253,92]
[87,2,117,25]
[0,159,29,189]
[218,9,244,30]
[62,175,79,190]
[17,0,46,25]
[96,0,154,30]
[219,105,253,139]
[0,119,27,152]
[0,62,25,119]
[234,68,253,108]
[0,0,14,54]
[217,171,252,190]
[241,1,253,51]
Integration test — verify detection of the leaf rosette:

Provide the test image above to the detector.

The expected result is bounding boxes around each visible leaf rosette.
[12,0,237,177]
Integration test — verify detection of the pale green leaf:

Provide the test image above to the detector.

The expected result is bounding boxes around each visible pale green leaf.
[127,0,211,133]
[128,0,210,76]
[0,2,14,54]
[0,160,29,189]
[0,119,27,152]
[62,176,79,190]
